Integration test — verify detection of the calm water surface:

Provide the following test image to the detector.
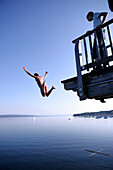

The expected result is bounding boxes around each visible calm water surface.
[0,116,113,170]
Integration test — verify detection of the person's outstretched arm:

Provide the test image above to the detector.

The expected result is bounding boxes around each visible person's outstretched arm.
[42,71,48,78]
[99,12,108,24]
[96,12,108,29]
[23,67,35,78]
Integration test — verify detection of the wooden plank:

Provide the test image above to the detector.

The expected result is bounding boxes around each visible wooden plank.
[89,149,103,157]
[87,81,113,99]
[85,149,110,156]
[81,55,113,71]
[64,80,78,91]
[85,67,113,84]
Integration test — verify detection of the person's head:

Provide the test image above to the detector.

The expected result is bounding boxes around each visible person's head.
[34,73,39,76]
[86,11,94,21]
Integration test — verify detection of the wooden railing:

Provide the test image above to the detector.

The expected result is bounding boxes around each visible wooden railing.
[72,18,113,100]
[73,18,113,72]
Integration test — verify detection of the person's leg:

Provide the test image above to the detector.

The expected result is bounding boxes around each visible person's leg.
[97,29,107,58]
[40,88,45,97]
[46,86,56,97]
[45,85,48,94]
[92,37,99,63]
[40,81,46,97]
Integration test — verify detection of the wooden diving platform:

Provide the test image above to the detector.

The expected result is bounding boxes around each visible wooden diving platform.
[61,19,113,102]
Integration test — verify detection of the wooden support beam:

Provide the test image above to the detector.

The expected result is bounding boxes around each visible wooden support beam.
[75,40,86,100]
[83,37,88,68]
[88,35,94,63]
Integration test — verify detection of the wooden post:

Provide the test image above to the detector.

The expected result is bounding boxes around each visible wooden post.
[89,34,95,70]
[88,35,93,62]
[107,25,113,55]
[83,37,88,70]
[75,40,86,100]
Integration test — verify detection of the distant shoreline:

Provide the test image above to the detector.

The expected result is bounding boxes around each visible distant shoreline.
[73,110,113,119]
[0,114,68,118]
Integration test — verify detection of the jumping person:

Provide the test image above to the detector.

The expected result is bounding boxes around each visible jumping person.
[23,67,56,97]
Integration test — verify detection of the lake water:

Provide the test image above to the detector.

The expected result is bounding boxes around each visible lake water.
[0,115,113,170]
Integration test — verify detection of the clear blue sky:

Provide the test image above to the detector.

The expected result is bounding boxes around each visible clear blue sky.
[0,0,113,115]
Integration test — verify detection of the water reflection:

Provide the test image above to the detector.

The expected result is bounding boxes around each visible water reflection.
[33,116,36,124]
[0,115,113,169]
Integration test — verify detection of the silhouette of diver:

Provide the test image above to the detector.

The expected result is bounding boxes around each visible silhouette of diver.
[23,67,56,97]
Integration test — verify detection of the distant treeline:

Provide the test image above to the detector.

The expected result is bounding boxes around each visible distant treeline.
[73,110,113,119]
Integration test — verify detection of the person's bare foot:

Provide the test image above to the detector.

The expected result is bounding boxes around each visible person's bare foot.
[52,86,56,89]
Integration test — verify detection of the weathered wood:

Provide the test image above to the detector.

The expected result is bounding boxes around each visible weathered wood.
[61,66,113,100]
[85,66,113,83]
[61,18,113,102]
[87,81,113,99]
[75,40,86,100]
[81,55,113,71]
[83,37,88,67]
[85,149,110,156]
[63,80,78,91]
[88,35,94,63]
[89,149,103,157]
